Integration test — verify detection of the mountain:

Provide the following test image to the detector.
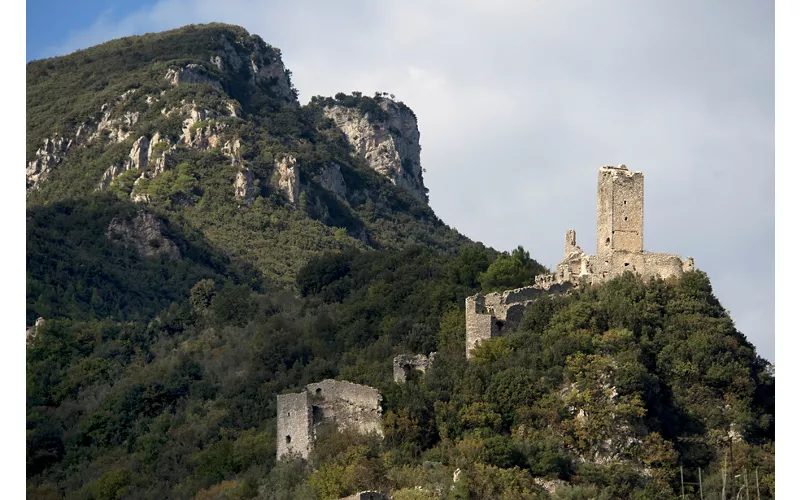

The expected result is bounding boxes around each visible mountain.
[26,24,774,500]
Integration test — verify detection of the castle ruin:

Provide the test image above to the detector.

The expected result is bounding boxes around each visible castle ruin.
[393,352,436,383]
[276,379,383,460]
[466,165,694,359]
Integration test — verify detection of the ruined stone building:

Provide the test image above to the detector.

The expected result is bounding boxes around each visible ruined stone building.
[393,352,436,383]
[276,379,383,460]
[466,165,694,359]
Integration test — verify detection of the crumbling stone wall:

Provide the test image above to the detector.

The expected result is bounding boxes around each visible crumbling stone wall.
[276,379,383,460]
[465,281,573,359]
[393,353,436,383]
[305,379,383,437]
[276,392,313,459]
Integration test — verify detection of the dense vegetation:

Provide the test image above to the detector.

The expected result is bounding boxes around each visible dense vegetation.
[26,23,773,500]
[27,249,774,499]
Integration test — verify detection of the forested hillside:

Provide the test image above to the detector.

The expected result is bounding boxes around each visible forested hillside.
[26,23,774,500]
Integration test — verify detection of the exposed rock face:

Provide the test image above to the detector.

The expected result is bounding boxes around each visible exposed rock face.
[274,154,299,203]
[533,478,568,495]
[129,136,151,171]
[26,137,68,189]
[27,27,297,192]
[234,169,256,203]
[91,105,140,143]
[97,135,158,191]
[318,163,347,201]
[210,33,295,102]
[26,317,45,346]
[323,99,427,202]
[164,64,223,91]
[106,211,179,259]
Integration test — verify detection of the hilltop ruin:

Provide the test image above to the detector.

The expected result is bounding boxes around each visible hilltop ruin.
[466,165,694,358]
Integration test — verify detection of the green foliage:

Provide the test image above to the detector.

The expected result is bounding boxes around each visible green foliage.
[479,246,547,292]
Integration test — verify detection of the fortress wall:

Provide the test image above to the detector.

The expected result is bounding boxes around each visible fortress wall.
[306,379,383,437]
[276,392,312,459]
[306,379,381,410]
[641,252,685,280]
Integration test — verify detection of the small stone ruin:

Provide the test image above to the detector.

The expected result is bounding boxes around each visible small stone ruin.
[276,379,383,460]
[393,352,436,383]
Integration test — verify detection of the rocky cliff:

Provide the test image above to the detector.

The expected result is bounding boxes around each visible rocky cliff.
[323,97,427,203]
[26,23,295,192]
[26,23,465,297]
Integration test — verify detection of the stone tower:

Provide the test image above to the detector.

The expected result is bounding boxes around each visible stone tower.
[276,392,313,459]
[596,165,644,255]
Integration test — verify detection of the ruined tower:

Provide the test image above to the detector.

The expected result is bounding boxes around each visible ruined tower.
[596,165,644,256]
[276,379,383,460]
[463,164,695,359]
[276,392,313,459]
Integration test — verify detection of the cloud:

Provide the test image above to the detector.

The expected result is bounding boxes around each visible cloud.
[37,0,775,360]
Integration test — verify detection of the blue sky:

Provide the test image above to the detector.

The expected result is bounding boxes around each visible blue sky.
[25,1,775,362]
[27,0,155,61]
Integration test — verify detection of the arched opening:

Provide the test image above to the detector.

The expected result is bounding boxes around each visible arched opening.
[315,388,322,396]
[285,435,291,444]
[605,237,610,246]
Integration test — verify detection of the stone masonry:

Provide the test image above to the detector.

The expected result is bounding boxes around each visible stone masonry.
[465,164,695,359]
[276,379,383,460]
[554,165,694,286]
[465,281,573,358]
[393,352,436,383]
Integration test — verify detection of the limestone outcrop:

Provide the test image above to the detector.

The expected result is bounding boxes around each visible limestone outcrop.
[26,137,69,189]
[324,98,427,202]
[207,33,296,102]
[27,28,295,192]
[164,64,223,91]
[234,169,257,203]
[318,163,347,201]
[106,211,179,259]
[26,317,45,346]
[274,154,300,203]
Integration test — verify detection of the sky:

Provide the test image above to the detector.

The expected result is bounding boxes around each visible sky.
[25,0,775,361]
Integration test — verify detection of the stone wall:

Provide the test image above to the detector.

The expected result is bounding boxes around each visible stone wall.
[393,353,436,383]
[276,379,383,460]
[276,392,313,459]
[306,379,383,437]
[465,294,502,358]
[465,281,574,359]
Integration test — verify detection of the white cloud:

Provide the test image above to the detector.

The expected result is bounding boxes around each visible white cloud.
[38,0,774,360]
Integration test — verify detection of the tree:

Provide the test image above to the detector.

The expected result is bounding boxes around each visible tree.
[478,246,546,292]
